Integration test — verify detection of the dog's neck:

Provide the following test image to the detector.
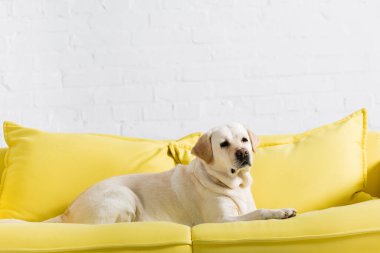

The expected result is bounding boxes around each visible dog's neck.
[192,159,252,191]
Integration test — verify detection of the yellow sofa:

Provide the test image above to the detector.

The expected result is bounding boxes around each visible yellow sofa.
[0,126,380,253]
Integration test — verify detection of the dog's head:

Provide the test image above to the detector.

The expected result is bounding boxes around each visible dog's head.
[191,123,259,176]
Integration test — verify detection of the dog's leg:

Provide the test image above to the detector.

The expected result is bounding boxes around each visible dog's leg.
[58,185,139,224]
[222,208,297,222]
[43,215,63,223]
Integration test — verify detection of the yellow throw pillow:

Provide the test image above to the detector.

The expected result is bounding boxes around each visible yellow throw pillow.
[0,122,181,221]
[252,109,366,213]
[170,109,367,213]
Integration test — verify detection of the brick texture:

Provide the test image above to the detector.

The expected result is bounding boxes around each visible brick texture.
[1,0,380,146]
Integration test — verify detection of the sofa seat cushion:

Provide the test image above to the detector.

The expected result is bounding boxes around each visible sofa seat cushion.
[0,222,191,253]
[192,199,380,253]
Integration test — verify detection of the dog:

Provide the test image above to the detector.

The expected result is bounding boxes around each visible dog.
[3,123,296,225]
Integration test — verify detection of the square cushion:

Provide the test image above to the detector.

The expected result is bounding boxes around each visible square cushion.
[0,222,191,253]
[0,122,187,221]
[170,109,367,213]
[252,109,366,212]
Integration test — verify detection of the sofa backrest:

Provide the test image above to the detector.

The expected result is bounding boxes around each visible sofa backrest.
[1,131,380,197]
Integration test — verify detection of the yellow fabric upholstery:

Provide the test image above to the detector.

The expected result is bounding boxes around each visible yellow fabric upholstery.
[251,109,366,213]
[254,131,380,199]
[0,122,182,221]
[347,191,376,205]
[192,199,380,253]
[168,132,201,164]
[0,148,5,182]
[0,222,191,253]
[364,131,380,197]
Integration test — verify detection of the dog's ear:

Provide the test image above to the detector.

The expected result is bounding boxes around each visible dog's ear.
[247,128,260,153]
[191,132,213,164]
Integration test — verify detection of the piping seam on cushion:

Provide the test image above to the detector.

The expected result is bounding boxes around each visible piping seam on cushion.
[192,227,380,244]
[0,242,192,253]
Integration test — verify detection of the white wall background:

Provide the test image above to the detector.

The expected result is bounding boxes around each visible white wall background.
[1,0,380,146]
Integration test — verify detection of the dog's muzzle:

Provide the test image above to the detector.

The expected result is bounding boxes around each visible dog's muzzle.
[235,148,251,168]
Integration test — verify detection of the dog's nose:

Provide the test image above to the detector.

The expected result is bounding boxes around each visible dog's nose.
[235,148,249,161]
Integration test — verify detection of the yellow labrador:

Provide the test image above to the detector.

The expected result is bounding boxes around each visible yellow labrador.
[4,123,296,225]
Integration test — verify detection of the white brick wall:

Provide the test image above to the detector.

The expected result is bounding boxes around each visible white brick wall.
[1,0,380,146]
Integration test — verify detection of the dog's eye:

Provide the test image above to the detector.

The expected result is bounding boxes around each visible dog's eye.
[242,137,248,142]
[220,141,230,148]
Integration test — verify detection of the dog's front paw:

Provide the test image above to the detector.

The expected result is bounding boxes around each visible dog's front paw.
[273,208,297,219]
